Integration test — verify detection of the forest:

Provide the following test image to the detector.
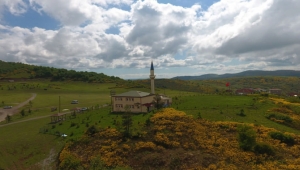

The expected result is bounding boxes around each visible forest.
[0,60,121,83]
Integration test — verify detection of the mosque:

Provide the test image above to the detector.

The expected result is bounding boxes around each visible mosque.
[111,61,172,113]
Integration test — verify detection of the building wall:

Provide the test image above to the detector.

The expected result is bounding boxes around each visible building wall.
[269,89,282,95]
[112,95,155,113]
[161,96,172,106]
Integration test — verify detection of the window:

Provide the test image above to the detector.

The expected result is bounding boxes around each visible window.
[115,97,122,101]
[126,98,134,101]
[116,104,123,108]
[125,105,135,109]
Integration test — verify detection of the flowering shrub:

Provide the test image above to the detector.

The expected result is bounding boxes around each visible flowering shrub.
[59,147,82,169]
[134,142,161,151]
[58,108,300,169]
[269,131,295,146]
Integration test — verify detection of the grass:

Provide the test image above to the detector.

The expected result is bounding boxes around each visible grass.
[0,117,64,169]
[171,94,300,134]
[43,107,154,141]
[0,91,32,107]
[1,80,300,169]
[0,81,116,123]
[0,80,160,169]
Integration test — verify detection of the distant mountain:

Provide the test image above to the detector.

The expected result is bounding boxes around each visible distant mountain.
[172,70,300,80]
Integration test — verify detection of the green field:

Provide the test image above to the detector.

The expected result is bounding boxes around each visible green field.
[171,94,300,134]
[1,80,300,169]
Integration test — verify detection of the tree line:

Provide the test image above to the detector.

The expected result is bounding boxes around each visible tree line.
[0,60,121,83]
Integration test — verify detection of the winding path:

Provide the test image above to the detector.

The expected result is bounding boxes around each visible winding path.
[0,93,37,122]
[0,115,50,128]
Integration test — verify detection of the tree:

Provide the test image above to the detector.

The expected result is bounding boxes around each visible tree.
[29,100,33,107]
[237,125,256,151]
[5,114,11,122]
[85,125,99,137]
[20,109,25,116]
[122,105,133,137]
[197,112,202,119]
[152,94,164,110]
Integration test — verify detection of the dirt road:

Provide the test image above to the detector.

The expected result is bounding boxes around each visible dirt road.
[0,93,37,122]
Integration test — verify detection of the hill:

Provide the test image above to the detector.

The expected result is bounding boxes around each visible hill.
[1,79,300,169]
[136,76,300,95]
[2,60,300,94]
[0,60,121,83]
[58,108,300,169]
[172,70,300,80]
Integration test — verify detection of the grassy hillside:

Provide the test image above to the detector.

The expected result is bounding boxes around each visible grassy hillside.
[1,79,300,169]
[136,76,300,95]
[1,61,300,169]
[0,81,117,169]
[2,60,300,94]
[57,108,300,169]
[196,76,300,94]
[0,60,122,83]
[0,80,176,169]
[173,70,300,80]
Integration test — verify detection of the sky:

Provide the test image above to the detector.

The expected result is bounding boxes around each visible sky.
[0,0,300,79]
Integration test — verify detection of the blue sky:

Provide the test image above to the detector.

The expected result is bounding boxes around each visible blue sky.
[0,0,300,79]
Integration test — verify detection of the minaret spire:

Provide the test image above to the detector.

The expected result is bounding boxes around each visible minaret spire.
[150,61,155,94]
[151,61,154,70]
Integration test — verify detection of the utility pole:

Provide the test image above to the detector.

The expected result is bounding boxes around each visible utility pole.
[110,90,115,112]
[59,96,61,113]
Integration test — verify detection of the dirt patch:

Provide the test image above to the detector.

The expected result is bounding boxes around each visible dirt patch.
[0,93,36,122]
[37,148,56,170]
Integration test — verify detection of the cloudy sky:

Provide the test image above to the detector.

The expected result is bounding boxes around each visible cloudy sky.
[0,0,299,79]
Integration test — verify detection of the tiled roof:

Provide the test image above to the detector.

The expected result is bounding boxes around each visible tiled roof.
[113,91,153,97]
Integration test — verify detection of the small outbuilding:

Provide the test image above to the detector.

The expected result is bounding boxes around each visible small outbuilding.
[50,113,67,123]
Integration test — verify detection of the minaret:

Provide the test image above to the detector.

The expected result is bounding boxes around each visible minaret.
[150,61,155,94]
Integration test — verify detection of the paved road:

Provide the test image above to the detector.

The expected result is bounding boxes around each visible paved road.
[0,93,37,122]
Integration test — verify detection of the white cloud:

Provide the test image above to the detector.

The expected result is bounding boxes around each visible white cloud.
[91,0,133,7]
[29,0,132,27]
[0,0,27,18]
[1,0,300,78]
[29,0,99,26]
[124,0,199,58]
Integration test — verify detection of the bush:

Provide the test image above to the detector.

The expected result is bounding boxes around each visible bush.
[86,125,98,137]
[237,109,246,117]
[254,143,275,155]
[261,93,269,97]
[59,152,82,170]
[266,113,293,124]
[269,131,295,146]
[20,109,25,117]
[237,125,256,151]
[70,122,76,127]
[197,112,202,119]
[286,97,300,103]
